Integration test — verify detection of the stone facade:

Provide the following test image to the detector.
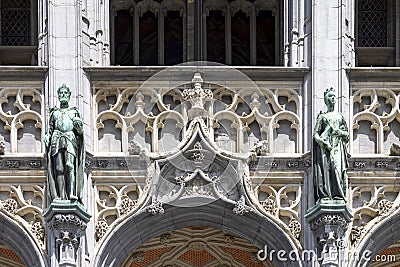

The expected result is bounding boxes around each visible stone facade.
[0,0,399,266]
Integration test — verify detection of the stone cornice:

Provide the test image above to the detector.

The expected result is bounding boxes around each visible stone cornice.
[346,67,400,81]
[84,66,310,81]
[0,66,48,80]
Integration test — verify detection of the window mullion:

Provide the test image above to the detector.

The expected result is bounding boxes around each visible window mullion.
[250,6,256,65]
[159,10,164,65]
[134,9,139,65]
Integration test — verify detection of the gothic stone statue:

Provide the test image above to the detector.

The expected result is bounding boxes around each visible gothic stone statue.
[313,88,349,202]
[44,84,85,202]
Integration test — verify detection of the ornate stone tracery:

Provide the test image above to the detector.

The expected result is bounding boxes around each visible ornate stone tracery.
[0,88,44,154]
[93,82,302,155]
[0,185,46,249]
[351,88,400,155]
[95,184,142,241]
[349,185,400,248]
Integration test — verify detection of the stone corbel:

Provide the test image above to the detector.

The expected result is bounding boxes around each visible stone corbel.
[306,201,352,267]
[44,202,91,267]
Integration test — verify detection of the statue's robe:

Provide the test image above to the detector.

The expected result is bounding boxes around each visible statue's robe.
[313,111,348,202]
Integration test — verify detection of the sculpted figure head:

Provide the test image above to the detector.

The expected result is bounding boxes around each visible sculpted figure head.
[57,84,71,106]
[324,87,336,109]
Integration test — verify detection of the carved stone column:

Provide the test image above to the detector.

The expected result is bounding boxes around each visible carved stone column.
[44,201,91,267]
[306,200,352,267]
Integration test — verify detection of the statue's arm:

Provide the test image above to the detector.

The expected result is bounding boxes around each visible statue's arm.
[314,114,332,150]
[339,114,349,143]
[72,108,84,135]
[44,110,55,147]
[313,114,323,145]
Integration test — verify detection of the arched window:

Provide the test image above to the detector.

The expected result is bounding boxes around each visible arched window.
[0,0,37,65]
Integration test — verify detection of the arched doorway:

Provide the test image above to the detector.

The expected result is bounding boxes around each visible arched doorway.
[122,226,275,267]
[94,200,301,267]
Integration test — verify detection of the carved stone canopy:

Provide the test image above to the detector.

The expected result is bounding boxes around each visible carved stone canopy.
[149,122,248,209]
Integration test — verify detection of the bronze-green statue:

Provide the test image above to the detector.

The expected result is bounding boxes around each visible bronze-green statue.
[44,84,85,202]
[313,88,349,202]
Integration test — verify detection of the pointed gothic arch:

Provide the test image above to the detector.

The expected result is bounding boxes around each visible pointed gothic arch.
[94,199,301,267]
[0,211,47,267]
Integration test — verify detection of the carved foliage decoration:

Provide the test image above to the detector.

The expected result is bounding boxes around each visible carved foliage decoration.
[0,185,45,249]
[95,184,141,241]
[255,185,302,242]
[352,89,400,154]
[0,88,43,154]
[350,185,400,247]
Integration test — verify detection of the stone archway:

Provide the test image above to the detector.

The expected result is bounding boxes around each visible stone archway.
[0,212,47,267]
[94,200,302,267]
[350,211,400,267]
[122,226,275,267]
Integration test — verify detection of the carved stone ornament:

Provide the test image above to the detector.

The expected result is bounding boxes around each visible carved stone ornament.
[182,73,213,101]
[120,196,137,216]
[350,224,365,244]
[0,198,18,214]
[390,143,400,156]
[233,196,253,215]
[0,136,5,155]
[46,212,90,267]
[377,199,393,216]
[95,220,109,240]
[160,233,172,245]
[147,198,164,215]
[288,218,302,239]
[250,140,269,156]
[30,221,45,246]
[128,140,142,155]
[47,214,87,232]
[261,196,278,216]
[131,252,144,263]
[310,214,348,232]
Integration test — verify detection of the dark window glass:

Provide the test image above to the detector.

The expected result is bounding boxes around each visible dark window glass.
[231,11,250,65]
[207,10,225,64]
[139,11,158,65]
[358,0,387,47]
[256,10,275,65]
[0,0,31,46]
[114,10,133,65]
[164,11,183,65]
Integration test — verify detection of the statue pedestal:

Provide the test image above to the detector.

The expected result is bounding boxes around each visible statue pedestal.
[306,200,352,267]
[44,200,91,267]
